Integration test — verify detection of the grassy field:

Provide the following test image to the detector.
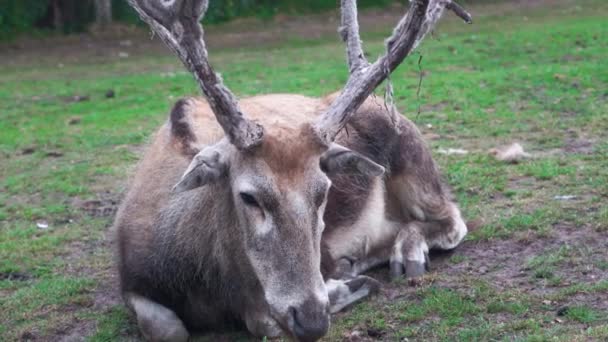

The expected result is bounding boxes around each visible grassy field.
[1,0,607,340]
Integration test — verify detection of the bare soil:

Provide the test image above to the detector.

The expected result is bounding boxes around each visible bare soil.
[72,191,120,218]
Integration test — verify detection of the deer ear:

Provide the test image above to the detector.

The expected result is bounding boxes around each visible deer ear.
[320,144,385,177]
[173,144,229,193]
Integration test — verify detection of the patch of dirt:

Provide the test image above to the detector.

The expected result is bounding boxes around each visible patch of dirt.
[61,95,90,103]
[508,175,540,190]
[432,224,608,299]
[560,54,583,62]
[20,330,40,341]
[562,137,595,154]
[72,191,120,218]
[52,322,97,342]
[0,271,33,281]
[421,100,449,113]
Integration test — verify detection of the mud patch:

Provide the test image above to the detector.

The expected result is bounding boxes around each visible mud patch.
[508,176,540,190]
[562,138,594,154]
[432,224,608,297]
[0,271,32,281]
[52,322,96,342]
[73,191,119,218]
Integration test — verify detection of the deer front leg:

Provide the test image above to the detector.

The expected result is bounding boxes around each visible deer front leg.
[326,276,381,314]
[390,203,467,283]
[126,293,189,342]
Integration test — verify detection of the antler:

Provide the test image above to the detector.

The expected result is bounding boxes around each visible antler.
[314,0,472,144]
[127,0,263,150]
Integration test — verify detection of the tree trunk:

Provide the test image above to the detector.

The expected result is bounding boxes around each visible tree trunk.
[52,0,63,31]
[94,0,112,28]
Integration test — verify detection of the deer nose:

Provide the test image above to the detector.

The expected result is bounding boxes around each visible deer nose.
[289,297,330,342]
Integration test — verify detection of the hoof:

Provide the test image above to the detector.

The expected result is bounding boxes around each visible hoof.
[328,275,381,314]
[390,261,404,279]
[390,253,430,285]
[345,275,381,295]
[404,260,426,279]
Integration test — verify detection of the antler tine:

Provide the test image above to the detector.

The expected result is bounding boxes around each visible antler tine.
[447,2,472,24]
[314,0,471,144]
[339,0,369,73]
[127,0,263,150]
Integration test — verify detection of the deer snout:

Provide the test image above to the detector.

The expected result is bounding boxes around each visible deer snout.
[288,295,330,342]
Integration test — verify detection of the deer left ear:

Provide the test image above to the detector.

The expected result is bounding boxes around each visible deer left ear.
[173,143,229,193]
[320,144,385,177]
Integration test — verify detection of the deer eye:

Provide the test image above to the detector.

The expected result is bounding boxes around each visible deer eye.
[240,192,260,208]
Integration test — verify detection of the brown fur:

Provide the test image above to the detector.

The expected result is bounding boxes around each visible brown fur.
[322,92,451,239]
[252,125,325,183]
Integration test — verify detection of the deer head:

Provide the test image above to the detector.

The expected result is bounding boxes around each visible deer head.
[127,0,470,340]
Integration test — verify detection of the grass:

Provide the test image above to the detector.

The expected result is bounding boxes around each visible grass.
[86,306,137,342]
[565,306,601,324]
[1,0,607,340]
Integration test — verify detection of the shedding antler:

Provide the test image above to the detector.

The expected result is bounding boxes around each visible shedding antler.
[314,0,472,144]
[127,0,263,150]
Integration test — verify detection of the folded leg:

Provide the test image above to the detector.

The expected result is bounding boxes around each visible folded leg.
[326,276,380,314]
[126,293,189,342]
[390,203,467,283]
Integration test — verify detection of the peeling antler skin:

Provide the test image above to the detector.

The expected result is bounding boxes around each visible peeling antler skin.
[127,0,263,149]
[314,0,471,144]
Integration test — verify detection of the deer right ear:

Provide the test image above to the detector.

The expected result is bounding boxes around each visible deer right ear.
[320,144,385,177]
[173,144,229,193]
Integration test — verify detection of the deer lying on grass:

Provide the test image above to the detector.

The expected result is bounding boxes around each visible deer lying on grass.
[115,0,472,340]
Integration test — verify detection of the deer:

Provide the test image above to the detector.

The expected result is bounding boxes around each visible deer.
[115,0,472,341]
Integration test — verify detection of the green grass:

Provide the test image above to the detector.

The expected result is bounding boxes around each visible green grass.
[0,276,95,338]
[1,0,608,340]
[86,306,137,342]
[565,306,601,324]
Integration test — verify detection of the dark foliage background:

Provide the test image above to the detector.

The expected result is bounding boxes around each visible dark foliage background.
[0,0,505,39]
[0,0,396,39]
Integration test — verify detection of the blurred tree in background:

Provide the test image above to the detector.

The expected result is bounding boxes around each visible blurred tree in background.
[0,0,394,39]
[0,0,501,40]
[94,0,113,28]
